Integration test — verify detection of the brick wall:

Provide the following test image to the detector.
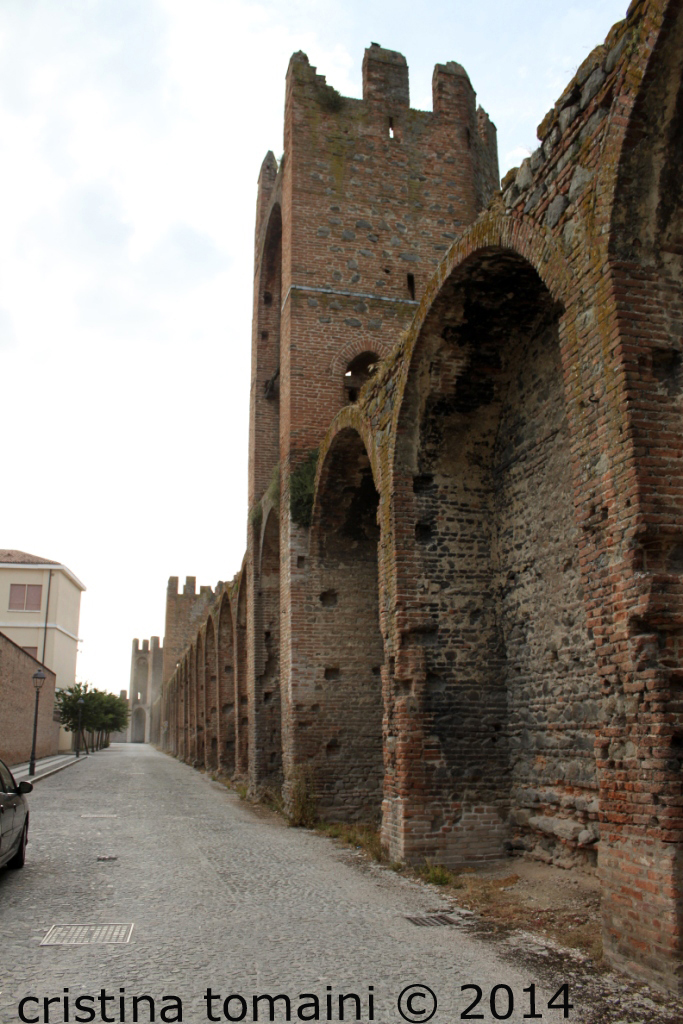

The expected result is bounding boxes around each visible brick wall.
[0,632,58,765]
[156,0,683,992]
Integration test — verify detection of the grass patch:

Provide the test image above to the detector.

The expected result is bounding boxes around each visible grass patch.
[417,863,459,886]
[316,822,386,863]
[290,449,318,528]
[249,502,263,528]
[289,766,317,827]
[317,84,344,113]
[265,462,280,509]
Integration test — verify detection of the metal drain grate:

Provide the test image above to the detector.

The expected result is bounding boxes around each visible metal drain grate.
[41,924,134,946]
[405,914,460,927]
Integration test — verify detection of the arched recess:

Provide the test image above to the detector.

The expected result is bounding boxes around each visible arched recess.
[344,351,379,404]
[250,203,282,505]
[134,657,148,705]
[600,1,683,986]
[131,706,146,743]
[255,508,282,787]
[390,245,599,866]
[307,427,385,822]
[235,571,249,777]
[187,646,197,764]
[217,592,236,775]
[204,617,218,771]
[195,632,205,767]
[180,657,189,762]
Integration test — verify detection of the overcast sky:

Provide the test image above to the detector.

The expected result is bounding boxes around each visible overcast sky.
[1,0,628,695]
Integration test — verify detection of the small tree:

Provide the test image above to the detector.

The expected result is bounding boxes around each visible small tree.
[55,684,130,752]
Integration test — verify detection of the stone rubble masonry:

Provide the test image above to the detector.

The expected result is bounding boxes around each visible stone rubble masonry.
[0,632,58,765]
[146,0,683,994]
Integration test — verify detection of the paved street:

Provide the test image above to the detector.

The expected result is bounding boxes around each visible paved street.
[0,744,675,1024]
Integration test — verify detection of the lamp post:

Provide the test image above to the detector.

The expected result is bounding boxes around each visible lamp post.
[76,697,85,757]
[28,669,47,777]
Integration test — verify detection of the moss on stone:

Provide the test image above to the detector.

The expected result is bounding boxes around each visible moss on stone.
[290,449,319,527]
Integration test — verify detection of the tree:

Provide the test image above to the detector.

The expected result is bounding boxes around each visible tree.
[55,683,130,752]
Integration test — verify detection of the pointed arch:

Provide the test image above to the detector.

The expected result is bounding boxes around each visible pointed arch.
[252,507,282,787]
[250,202,282,506]
[195,633,205,767]
[217,591,236,775]
[387,242,598,866]
[304,426,385,822]
[235,567,249,777]
[204,616,218,770]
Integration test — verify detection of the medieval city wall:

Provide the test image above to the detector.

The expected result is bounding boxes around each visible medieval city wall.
[152,0,683,993]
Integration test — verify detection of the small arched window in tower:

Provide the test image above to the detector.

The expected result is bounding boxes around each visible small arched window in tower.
[344,351,379,403]
[264,291,273,306]
[407,273,415,300]
[388,117,394,139]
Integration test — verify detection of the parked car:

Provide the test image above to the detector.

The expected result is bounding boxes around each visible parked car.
[0,758,32,869]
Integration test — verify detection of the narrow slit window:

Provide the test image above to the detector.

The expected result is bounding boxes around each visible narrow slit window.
[407,273,415,300]
[388,117,394,139]
[263,291,273,306]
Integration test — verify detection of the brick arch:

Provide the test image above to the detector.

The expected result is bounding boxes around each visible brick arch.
[312,404,381,522]
[392,214,573,407]
[195,631,205,767]
[234,563,249,779]
[204,615,218,771]
[217,591,235,775]
[304,424,386,823]
[383,234,600,870]
[250,201,282,507]
[187,643,197,764]
[605,0,676,256]
[252,507,282,788]
[328,337,392,380]
[597,0,683,987]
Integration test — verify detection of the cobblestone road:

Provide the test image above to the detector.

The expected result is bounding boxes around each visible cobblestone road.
[0,744,676,1024]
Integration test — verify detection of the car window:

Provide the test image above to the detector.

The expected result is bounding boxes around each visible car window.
[0,760,17,793]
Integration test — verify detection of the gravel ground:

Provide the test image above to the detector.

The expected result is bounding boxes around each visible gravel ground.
[1,743,681,1024]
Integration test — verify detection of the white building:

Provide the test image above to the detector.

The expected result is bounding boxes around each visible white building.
[0,550,85,751]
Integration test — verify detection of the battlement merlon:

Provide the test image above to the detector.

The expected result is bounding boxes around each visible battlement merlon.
[362,44,409,107]
[285,48,496,137]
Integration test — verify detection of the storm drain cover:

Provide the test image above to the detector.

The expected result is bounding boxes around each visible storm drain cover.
[405,914,459,927]
[41,924,134,946]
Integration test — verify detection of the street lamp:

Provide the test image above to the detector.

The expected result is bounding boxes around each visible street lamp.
[76,697,85,757]
[28,669,47,777]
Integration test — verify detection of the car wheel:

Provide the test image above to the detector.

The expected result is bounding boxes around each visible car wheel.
[8,823,27,869]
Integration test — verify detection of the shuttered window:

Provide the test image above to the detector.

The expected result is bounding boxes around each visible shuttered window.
[8,583,43,611]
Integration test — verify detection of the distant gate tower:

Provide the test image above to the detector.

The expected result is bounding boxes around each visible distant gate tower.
[128,637,163,743]
[244,45,499,793]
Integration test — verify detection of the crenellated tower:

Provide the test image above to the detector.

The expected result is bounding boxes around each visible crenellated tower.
[244,45,499,793]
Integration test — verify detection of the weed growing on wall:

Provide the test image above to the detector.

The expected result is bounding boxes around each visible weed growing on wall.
[289,449,318,527]
[289,765,317,827]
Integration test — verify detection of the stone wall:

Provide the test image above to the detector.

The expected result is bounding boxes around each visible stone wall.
[0,632,58,765]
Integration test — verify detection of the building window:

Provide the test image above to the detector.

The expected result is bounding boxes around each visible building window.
[23,647,38,659]
[9,584,42,611]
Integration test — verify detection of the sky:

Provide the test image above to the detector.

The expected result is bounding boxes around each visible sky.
[0,0,629,695]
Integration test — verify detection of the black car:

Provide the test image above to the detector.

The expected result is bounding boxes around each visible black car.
[0,758,32,869]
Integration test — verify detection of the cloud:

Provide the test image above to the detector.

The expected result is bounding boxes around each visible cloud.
[0,307,16,348]
[137,224,230,292]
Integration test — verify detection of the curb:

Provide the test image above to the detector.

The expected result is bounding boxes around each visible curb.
[18,755,89,785]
